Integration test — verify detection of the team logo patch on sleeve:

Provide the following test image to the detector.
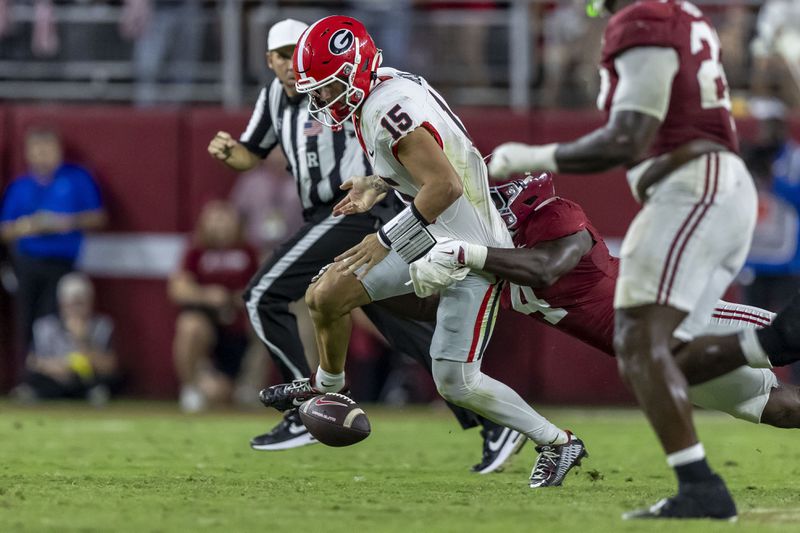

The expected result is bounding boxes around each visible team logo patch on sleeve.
[329,29,354,55]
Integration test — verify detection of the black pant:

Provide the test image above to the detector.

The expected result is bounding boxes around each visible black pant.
[243,208,483,431]
[11,253,74,362]
[744,274,800,384]
[24,370,117,399]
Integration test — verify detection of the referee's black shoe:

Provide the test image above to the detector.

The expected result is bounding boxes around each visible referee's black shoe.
[250,409,318,451]
[471,424,527,474]
[622,474,737,521]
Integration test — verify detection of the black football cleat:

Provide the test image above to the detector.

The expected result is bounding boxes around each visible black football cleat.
[250,409,318,451]
[529,431,588,488]
[622,474,737,521]
[258,378,320,412]
[471,425,527,474]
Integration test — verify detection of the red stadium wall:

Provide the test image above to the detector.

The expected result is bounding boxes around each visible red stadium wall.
[0,104,792,401]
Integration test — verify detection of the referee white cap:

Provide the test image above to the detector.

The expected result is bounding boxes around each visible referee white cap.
[268,19,309,51]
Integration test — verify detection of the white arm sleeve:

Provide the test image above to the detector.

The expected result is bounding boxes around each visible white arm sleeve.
[611,47,680,121]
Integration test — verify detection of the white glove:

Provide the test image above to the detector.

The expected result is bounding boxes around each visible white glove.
[487,142,559,180]
[407,240,467,298]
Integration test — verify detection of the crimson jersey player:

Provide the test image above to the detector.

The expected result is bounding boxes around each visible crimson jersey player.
[430,172,799,428]
[499,191,617,356]
[482,0,800,521]
[598,1,739,160]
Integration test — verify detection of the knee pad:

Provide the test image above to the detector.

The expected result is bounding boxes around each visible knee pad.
[431,359,481,406]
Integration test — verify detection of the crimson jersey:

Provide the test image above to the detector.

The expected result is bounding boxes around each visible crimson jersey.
[182,245,258,290]
[181,244,259,332]
[597,0,738,158]
[500,199,618,355]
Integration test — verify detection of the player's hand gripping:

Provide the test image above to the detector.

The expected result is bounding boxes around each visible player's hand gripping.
[409,239,472,298]
[333,175,388,216]
[208,131,237,162]
[488,142,556,180]
[425,239,469,269]
[335,233,390,279]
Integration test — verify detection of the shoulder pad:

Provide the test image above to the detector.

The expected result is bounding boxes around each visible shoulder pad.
[603,1,677,60]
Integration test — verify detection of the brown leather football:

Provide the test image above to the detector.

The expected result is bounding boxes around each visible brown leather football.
[298,393,371,447]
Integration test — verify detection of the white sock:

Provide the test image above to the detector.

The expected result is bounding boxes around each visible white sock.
[666,443,706,467]
[550,431,570,446]
[314,366,345,393]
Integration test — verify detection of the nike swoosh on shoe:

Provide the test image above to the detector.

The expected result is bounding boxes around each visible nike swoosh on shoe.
[288,423,308,435]
[487,428,511,452]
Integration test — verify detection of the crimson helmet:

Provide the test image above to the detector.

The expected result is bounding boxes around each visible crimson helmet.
[293,16,382,128]
[491,172,556,230]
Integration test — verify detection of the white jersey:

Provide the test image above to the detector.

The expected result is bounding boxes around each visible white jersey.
[356,68,512,249]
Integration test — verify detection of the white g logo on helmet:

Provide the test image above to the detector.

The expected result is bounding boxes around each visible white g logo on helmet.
[329,29,355,55]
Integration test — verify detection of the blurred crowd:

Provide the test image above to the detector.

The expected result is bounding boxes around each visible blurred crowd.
[0,1,798,109]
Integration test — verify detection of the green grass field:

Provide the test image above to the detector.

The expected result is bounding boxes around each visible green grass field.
[1,402,799,532]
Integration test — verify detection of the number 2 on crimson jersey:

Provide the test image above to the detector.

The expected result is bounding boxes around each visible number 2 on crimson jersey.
[380,104,412,141]
[690,20,731,110]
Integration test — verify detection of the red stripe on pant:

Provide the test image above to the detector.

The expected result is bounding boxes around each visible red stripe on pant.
[658,153,719,305]
[713,307,773,322]
[656,157,710,304]
[711,314,772,328]
[662,153,719,305]
[467,284,495,363]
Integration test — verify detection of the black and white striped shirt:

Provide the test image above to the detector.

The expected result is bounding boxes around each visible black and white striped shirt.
[239,79,371,214]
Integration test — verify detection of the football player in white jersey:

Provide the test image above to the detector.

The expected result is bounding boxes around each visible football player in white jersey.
[258,15,588,488]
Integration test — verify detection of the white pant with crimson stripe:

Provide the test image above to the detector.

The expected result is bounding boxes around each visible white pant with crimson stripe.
[616,152,757,324]
[361,249,565,445]
[616,150,774,422]
[689,300,778,423]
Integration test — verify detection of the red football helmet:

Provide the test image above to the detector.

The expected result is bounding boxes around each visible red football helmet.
[293,16,383,128]
[490,172,556,230]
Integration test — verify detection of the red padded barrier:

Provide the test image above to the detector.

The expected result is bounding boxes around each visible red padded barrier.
[181,108,252,230]
[92,278,178,397]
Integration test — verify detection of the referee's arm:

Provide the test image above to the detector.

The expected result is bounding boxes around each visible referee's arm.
[208,83,280,172]
[208,131,262,172]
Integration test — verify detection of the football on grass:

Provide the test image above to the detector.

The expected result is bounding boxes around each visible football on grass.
[298,393,371,447]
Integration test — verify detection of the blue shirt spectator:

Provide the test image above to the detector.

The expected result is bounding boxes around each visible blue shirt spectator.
[748,140,800,275]
[1,163,103,260]
[0,126,106,365]
[744,100,800,275]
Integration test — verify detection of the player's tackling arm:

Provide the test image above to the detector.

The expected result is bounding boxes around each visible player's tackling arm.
[396,127,463,222]
[489,47,679,178]
[551,111,661,173]
[475,231,592,288]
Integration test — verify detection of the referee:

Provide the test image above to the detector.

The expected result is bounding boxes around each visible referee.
[208,19,520,473]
